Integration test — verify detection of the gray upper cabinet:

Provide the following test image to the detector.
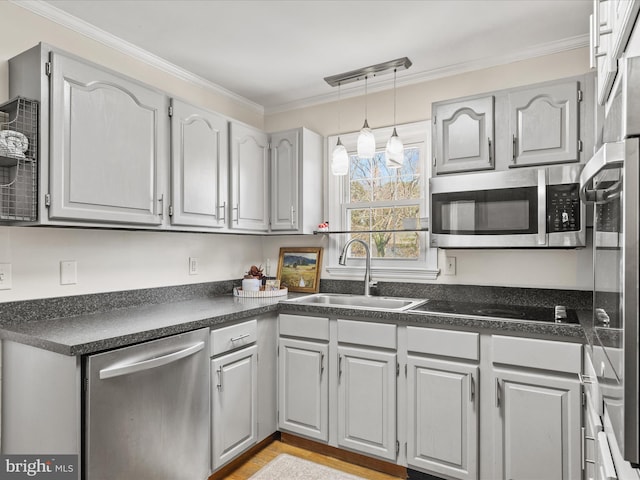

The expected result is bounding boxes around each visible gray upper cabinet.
[229,122,269,232]
[509,81,579,167]
[48,51,166,225]
[169,99,228,229]
[434,96,495,174]
[270,130,299,231]
[270,128,322,234]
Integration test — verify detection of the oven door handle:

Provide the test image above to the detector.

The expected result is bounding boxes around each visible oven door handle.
[537,169,546,245]
[580,142,625,204]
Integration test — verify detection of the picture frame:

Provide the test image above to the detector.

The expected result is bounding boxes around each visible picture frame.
[264,279,281,291]
[276,247,323,293]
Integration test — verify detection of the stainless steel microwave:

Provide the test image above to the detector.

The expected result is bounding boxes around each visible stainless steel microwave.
[429,165,585,248]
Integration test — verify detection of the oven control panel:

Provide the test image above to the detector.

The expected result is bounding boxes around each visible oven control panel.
[547,183,581,232]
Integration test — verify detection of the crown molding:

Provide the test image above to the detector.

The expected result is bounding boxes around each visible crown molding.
[11,0,265,116]
[12,0,588,118]
[265,34,590,115]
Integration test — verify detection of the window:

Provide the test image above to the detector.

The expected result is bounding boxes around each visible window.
[326,121,439,280]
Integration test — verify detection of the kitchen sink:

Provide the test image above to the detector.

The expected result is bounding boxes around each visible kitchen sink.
[284,293,426,311]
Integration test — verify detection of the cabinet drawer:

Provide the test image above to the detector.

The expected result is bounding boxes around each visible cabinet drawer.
[211,320,257,356]
[407,327,479,361]
[279,314,329,341]
[337,319,396,349]
[492,335,582,374]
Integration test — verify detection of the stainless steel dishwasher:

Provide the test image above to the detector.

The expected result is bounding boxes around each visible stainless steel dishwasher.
[84,328,210,480]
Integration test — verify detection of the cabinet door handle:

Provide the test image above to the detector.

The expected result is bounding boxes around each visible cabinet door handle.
[158,194,164,217]
[233,204,239,224]
[216,366,223,390]
[488,137,493,163]
[496,378,501,408]
[470,374,476,403]
[320,352,325,378]
[512,135,517,163]
[338,355,343,382]
[230,333,250,342]
[218,201,226,222]
[290,205,295,228]
[581,427,586,471]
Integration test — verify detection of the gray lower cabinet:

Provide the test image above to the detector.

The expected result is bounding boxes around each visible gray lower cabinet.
[48,50,166,225]
[277,336,329,442]
[405,326,479,480]
[337,345,397,461]
[407,356,478,480]
[211,345,258,470]
[169,99,228,229]
[433,96,495,174]
[492,335,582,480]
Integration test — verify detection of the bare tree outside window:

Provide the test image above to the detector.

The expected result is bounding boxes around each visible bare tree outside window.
[345,147,421,259]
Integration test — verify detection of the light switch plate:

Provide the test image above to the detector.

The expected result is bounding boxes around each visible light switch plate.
[60,260,77,285]
[0,263,12,290]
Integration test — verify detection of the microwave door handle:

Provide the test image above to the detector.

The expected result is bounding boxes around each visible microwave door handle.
[537,169,546,245]
[579,142,625,204]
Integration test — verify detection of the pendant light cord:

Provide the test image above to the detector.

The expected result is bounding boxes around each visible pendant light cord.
[393,69,397,126]
[364,75,368,120]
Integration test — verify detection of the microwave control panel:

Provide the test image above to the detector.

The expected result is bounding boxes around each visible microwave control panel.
[547,184,581,232]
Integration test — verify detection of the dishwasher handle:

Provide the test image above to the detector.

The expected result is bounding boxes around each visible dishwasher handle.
[99,341,205,380]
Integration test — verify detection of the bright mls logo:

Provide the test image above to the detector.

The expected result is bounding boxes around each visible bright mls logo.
[0,455,77,480]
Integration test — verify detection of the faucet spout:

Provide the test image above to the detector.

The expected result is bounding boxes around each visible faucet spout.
[339,239,373,296]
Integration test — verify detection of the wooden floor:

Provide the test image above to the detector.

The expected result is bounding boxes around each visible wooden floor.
[223,440,404,480]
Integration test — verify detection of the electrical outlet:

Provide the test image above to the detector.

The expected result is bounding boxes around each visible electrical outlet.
[444,256,456,275]
[0,263,12,290]
[60,260,77,285]
[189,257,199,275]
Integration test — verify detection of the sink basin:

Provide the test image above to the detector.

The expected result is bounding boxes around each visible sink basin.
[285,293,426,311]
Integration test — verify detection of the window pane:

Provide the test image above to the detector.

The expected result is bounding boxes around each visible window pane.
[349,155,371,202]
[346,205,420,259]
[395,147,421,200]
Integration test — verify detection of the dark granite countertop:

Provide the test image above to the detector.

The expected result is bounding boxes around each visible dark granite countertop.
[0,295,285,355]
[0,290,587,356]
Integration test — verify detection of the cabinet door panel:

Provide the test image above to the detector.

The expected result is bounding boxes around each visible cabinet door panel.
[338,346,396,461]
[278,338,328,441]
[407,356,478,480]
[494,369,581,480]
[230,123,269,231]
[270,130,299,231]
[49,52,164,225]
[434,96,494,174]
[509,81,579,167]
[211,345,257,470]
[170,99,228,228]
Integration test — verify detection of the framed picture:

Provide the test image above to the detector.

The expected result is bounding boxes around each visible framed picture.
[276,247,323,293]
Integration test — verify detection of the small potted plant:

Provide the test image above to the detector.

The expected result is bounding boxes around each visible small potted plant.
[242,265,264,292]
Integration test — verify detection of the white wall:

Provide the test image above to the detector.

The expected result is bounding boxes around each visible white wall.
[0,2,594,302]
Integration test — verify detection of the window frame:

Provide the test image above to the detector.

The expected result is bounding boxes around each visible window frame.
[325,120,439,281]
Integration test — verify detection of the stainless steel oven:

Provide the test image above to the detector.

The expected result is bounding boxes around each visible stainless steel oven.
[581,138,639,466]
[429,164,585,248]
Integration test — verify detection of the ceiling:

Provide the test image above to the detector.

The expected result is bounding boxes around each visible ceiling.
[32,0,592,113]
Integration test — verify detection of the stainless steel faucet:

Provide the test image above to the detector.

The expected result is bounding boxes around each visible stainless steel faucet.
[338,239,376,296]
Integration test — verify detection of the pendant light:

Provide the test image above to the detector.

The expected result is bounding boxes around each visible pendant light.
[331,82,349,176]
[357,76,376,159]
[386,68,403,168]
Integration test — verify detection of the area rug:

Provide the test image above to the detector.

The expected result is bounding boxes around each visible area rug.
[248,453,367,480]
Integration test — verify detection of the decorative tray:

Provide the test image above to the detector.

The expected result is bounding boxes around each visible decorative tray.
[233,287,288,298]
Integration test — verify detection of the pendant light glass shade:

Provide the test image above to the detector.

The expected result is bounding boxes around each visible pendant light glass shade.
[386,68,404,168]
[331,138,349,176]
[357,76,376,159]
[385,127,404,168]
[357,119,376,159]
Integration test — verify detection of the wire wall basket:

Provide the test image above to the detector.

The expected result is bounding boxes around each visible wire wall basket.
[0,97,38,222]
